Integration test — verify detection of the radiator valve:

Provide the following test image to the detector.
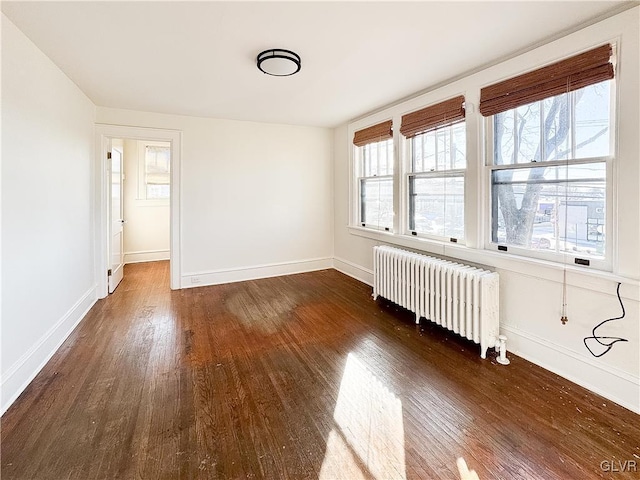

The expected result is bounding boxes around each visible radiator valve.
[496,335,510,365]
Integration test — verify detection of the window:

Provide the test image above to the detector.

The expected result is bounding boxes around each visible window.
[139,142,170,200]
[358,139,394,230]
[347,43,618,272]
[408,122,465,240]
[482,43,615,266]
[401,95,466,241]
[353,121,394,231]
[489,81,612,260]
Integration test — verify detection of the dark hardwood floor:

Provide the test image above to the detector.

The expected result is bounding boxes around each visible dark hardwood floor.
[2,261,639,479]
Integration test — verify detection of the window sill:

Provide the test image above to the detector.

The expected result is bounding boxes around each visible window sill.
[347,225,640,299]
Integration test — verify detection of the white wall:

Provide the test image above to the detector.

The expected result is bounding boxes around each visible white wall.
[1,15,97,414]
[334,8,640,413]
[121,139,170,264]
[3,4,635,420]
[96,108,334,286]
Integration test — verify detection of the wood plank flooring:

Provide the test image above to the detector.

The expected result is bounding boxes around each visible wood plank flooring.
[2,261,639,479]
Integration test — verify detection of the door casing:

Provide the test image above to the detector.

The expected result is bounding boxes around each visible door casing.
[95,124,182,298]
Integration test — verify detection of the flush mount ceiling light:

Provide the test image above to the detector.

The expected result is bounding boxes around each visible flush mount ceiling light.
[256,49,301,76]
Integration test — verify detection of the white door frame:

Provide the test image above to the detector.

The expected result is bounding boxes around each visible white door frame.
[95,124,182,297]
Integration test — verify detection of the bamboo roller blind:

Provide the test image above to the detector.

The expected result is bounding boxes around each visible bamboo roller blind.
[480,44,614,117]
[353,120,393,147]
[400,95,465,138]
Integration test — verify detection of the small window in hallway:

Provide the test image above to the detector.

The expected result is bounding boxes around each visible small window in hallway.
[143,144,170,200]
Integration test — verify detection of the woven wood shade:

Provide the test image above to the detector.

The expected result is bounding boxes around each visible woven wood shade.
[353,120,393,147]
[480,44,614,117]
[400,96,465,138]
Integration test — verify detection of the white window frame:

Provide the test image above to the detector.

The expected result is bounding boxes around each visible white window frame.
[137,140,171,205]
[405,122,466,244]
[484,80,616,271]
[355,137,395,232]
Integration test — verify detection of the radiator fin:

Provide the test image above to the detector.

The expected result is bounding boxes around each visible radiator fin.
[372,246,500,359]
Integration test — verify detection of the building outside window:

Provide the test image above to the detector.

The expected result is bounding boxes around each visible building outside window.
[489,81,611,260]
[408,121,465,240]
[353,121,394,231]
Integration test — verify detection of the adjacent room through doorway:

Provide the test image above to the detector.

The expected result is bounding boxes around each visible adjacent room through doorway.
[108,137,171,292]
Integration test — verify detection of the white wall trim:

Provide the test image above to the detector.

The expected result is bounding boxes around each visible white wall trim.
[182,257,333,288]
[124,249,170,264]
[333,256,373,286]
[94,124,182,297]
[330,254,639,414]
[1,286,97,415]
[502,324,640,414]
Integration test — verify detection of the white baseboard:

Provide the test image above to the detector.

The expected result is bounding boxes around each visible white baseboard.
[502,324,640,414]
[1,286,98,415]
[331,255,639,414]
[124,249,169,264]
[182,257,333,288]
[333,256,373,286]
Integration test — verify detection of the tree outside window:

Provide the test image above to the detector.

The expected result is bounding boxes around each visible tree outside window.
[491,81,611,259]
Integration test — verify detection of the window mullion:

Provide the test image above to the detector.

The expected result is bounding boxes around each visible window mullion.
[449,125,454,169]
[421,134,425,172]
[435,130,439,170]
[361,144,366,177]
[514,109,519,164]
[540,100,545,161]
[570,90,577,157]
[408,174,415,231]
[363,144,367,177]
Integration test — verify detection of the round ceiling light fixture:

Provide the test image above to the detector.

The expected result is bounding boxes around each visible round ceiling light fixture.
[256,49,301,76]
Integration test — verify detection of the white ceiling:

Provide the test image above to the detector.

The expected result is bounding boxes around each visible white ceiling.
[2,1,630,127]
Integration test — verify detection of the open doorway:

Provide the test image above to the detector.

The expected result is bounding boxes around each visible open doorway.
[95,125,181,298]
[108,138,171,292]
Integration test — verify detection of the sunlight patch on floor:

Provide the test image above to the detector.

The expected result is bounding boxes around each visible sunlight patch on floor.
[457,457,480,480]
[319,353,407,480]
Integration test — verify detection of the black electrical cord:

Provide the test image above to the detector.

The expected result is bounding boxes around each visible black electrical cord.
[583,282,628,357]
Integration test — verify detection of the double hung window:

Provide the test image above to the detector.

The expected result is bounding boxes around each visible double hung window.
[139,142,171,200]
[402,96,466,241]
[481,44,614,264]
[354,121,394,230]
